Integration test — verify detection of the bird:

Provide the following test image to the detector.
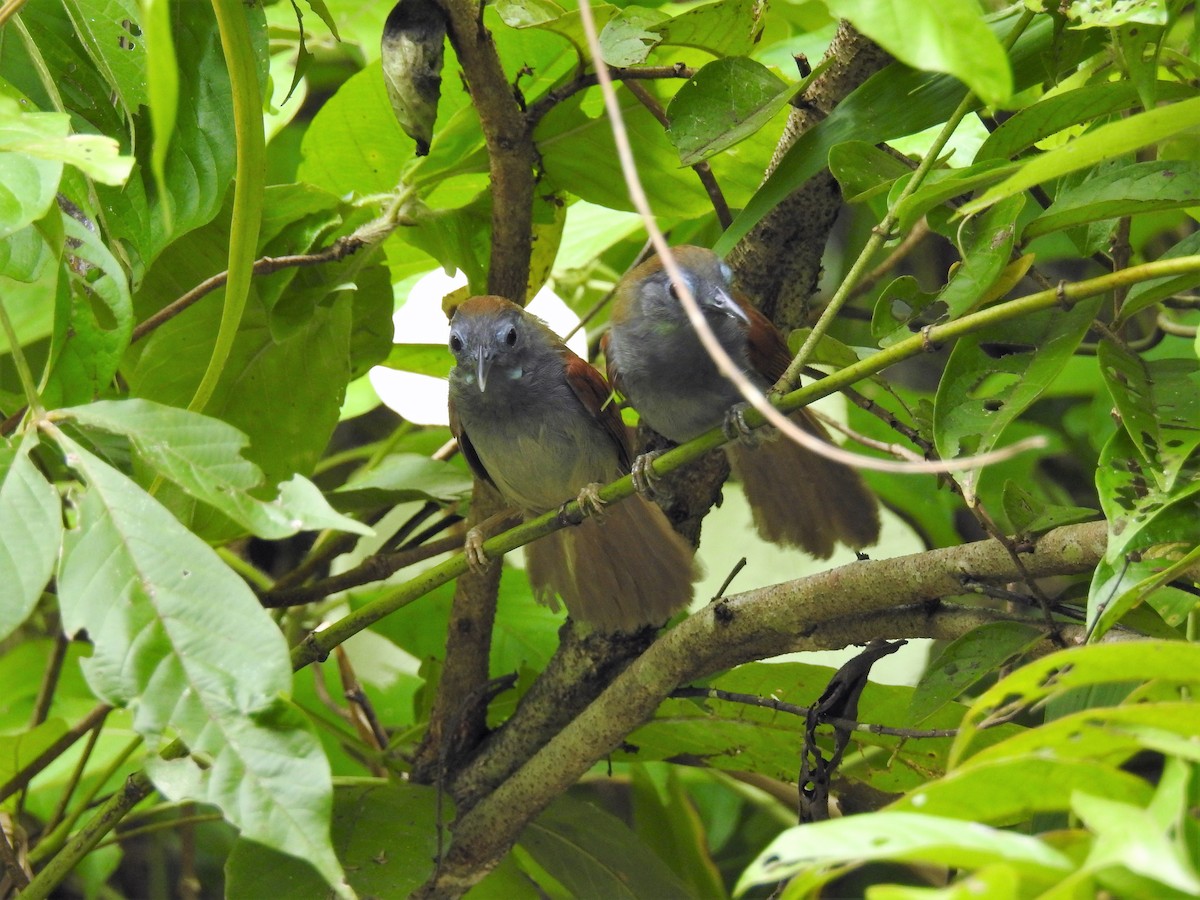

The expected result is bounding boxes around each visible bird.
[447,295,698,632]
[603,245,880,558]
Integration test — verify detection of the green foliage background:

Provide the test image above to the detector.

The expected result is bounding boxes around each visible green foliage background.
[1,0,1199,897]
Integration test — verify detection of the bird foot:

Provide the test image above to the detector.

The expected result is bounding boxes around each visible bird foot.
[464,525,490,574]
[557,483,607,526]
[631,450,665,497]
[722,403,771,447]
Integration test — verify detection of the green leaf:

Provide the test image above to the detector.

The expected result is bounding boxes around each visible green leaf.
[630,766,727,900]
[823,0,1012,105]
[54,435,345,891]
[43,213,133,407]
[0,98,64,240]
[598,8,667,67]
[667,58,801,167]
[891,160,1018,236]
[520,793,693,899]
[59,0,147,114]
[95,0,241,279]
[0,215,63,354]
[962,95,1200,218]
[828,140,913,204]
[891,757,1154,823]
[968,702,1200,768]
[380,342,452,378]
[1001,480,1098,535]
[60,399,368,539]
[908,621,1046,724]
[1088,544,1200,642]
[933,295,1102,503]
[1024,161,1200,240]
[332,453,472,511]
[1068,0,1168,27]
[1072,789,1200,895]
[0,440,62,642]
[656,0,766,57]
[144,0,179,199]
[736,811,1071,896]
[714,11,1099,255]
[974,81,1193,163]
[1098,340,1200,491]
[951,642,1200,764]
[225,780,440,898]
[0,95,131,185]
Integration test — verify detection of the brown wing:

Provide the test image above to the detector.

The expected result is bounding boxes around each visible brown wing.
[560,345,634,472]
[737,290,793,384]
[448,395,495,487]
[599,331,626,399]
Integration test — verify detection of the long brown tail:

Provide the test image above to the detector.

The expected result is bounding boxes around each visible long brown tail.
[525,495,698,632]
[726,411,880,558]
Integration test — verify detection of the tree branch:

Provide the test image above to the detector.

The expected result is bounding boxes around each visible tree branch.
[414,520,1107,897]
[437,0,536,299]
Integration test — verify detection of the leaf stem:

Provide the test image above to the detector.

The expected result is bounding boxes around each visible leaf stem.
[188,0,265,412]
[0,296,45,419]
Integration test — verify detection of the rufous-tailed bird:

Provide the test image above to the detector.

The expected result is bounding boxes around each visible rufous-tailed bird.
[603,246,880,558]
[448,295,698,632]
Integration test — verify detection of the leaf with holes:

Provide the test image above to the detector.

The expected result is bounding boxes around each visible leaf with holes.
[1097,338,1200,492]
[54,434,347,892]
[950,641,1200,765]
[932,295,1102,503]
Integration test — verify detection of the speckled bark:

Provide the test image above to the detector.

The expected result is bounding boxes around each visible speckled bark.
[729,22,893,330]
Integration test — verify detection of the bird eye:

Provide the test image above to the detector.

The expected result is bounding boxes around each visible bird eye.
[667,280,682,301]
[503,325,518,346]
[449,334,463,353]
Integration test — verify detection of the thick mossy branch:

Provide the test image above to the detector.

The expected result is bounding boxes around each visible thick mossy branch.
[412,520,1108,897]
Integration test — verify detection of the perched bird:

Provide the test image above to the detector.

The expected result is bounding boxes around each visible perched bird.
[603,246,880,558]
[447,295,697,632]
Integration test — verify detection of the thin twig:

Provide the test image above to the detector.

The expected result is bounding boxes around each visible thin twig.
[525,64,695,127]
[622,80,732,229]
[130,235,373,344]
[0,705,112,804]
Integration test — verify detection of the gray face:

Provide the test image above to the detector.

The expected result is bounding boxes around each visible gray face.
[632,253,748,330]
[448,306,528,393]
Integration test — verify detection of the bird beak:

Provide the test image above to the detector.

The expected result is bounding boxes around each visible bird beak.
[708,288,750,325]
[475,349,492,392]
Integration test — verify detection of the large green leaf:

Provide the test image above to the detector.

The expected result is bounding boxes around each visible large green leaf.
[823,0,1011,105]
[962,95,1200,218]
[1097,339,1200,492]
[974,80,1194,162]
[59,399,368,539]
[0,439,62,642]
[0,99,64,240]
[95,0,251,280]
[907,621,1045,724]
[736,811,1071,897]
[951,642,1200,764]
[667,58,802,167]
[520,793,693,899]
[0,214,63,355]
[1024,160,1200,240]
[54,435,346,891]
[713,11,1100,254]
[224,781,441,898]
[59,0,147,115]
[933,295,1102,504]
[42,214,133,407]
